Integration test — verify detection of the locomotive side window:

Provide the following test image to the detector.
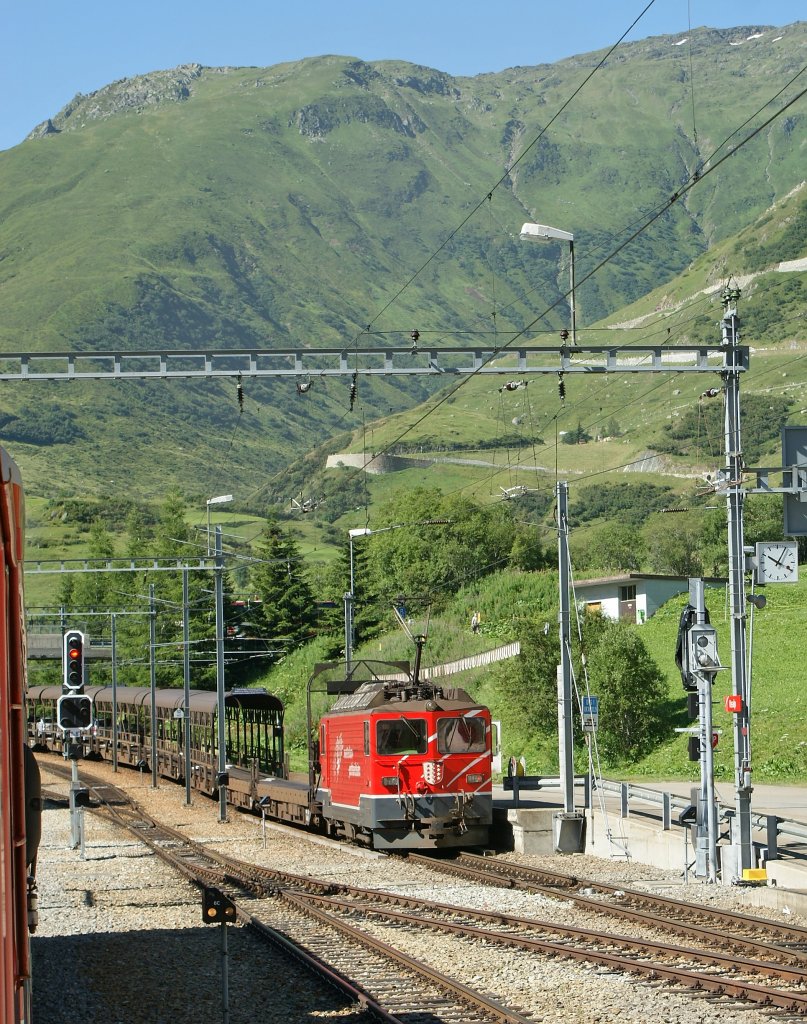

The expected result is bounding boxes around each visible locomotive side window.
[376,718,427,755]
[437,716,486,754]
[363,720,369,756]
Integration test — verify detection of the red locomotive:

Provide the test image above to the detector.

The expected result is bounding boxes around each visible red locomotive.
[310,659,493,849]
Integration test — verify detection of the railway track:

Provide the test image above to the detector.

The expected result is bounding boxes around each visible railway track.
[42,760,536,1024]
[408,851,807,961]
[42,758,807,1019]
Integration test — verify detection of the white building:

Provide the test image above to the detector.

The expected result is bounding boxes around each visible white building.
[573,573,726,624]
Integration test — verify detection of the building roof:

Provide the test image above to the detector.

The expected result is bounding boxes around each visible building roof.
[574,572,727,590]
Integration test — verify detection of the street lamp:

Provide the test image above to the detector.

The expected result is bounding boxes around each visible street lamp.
[344,520,450,670]
[206,494,233,556]
[520,222,576,346]
[345,527,372,673]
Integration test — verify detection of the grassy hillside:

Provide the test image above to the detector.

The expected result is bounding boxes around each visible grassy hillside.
[252,562,807,784]
[0,24,805,501]
[635,577,807,785]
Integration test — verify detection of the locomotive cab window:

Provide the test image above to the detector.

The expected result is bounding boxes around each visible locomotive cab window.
[437,716,486,754]
[376,718,427,756]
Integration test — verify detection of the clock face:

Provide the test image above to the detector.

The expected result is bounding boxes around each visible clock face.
[756,542,799,584]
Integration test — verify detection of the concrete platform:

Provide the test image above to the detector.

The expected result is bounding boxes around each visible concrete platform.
[492,781,807,917]
[493,806,556,854]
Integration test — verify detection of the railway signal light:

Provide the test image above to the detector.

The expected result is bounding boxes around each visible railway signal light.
[688,625,720,674]
[63,631,85,691]
[687,731,718,761]
[57,693,92,731]
[201,886,236,924]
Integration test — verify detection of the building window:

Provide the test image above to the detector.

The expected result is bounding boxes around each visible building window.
[619,585,637,601]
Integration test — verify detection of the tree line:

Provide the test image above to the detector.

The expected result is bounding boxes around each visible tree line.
[45,486,549,691]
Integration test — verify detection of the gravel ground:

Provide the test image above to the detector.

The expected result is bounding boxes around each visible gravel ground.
[31,756,804,1024]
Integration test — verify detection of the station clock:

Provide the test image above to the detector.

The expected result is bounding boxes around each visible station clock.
[755,541,799,584]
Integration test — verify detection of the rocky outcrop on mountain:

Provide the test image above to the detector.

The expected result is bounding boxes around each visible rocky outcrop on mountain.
[27,118,60,139]
[290,95,427,139]
[27,64,204,139]
[391,68,460,98]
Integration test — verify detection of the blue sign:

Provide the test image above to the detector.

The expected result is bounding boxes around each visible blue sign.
[582,695,599,731]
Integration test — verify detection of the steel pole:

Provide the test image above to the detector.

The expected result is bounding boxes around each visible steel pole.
[557,481,575,814]
[569,240,577,346]
[220,919,230,1024]
[723,302,753,877]
[215,527,227,822]
[183,566,192,806]
[344,590,353,674]
[345,535,355,672]
[350,536,356,664]
[149,584,158,788]
[111,613,118,773]
[689,578,718,883]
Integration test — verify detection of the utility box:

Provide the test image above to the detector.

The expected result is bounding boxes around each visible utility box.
[553,812,586,853]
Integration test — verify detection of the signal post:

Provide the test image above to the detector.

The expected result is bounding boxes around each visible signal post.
[680,580,721,882]
[58,630,92,848]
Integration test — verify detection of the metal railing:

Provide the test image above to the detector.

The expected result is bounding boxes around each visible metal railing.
[595,778,807,862]
[501,775,807,862]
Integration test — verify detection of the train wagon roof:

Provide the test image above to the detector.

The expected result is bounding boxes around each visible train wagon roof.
[167,688,283,714]
[28,685,282,713]
[28,685,110,703]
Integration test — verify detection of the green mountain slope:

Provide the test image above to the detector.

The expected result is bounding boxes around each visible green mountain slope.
[0,24,805,500]
[281,181,806,532]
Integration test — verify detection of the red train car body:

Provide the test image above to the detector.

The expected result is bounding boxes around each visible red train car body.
[0,447,38,1024]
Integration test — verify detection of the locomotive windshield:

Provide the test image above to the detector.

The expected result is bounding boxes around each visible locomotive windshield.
[437,716,486,754]
[376,718,427,755]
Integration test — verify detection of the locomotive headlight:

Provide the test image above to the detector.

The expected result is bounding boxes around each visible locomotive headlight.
[381,776,398,788]
[466,773,483,784]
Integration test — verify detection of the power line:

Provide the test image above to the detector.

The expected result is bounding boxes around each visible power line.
[351,1,660,339]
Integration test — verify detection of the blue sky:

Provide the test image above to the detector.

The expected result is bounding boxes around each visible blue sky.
[2,1,803,151]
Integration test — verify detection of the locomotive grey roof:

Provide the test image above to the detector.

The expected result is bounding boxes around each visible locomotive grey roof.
[329,681,478,714]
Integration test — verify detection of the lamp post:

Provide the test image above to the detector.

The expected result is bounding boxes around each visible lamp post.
[206,494,233,556]
[343,519,450,671]
[345,527,371,673]
[520,222,576,346]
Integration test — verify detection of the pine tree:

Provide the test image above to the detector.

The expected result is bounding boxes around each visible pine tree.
[249,517,316,653]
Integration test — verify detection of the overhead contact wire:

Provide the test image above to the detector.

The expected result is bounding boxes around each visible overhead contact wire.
[351,1,660,338]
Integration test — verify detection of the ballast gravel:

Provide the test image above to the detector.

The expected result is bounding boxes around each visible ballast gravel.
[32,757,800,1024]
